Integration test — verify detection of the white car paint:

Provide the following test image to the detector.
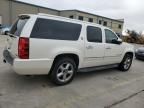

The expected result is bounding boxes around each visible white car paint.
[3,13,134,75]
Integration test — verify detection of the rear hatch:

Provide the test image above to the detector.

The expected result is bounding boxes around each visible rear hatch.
[6,15,30,58]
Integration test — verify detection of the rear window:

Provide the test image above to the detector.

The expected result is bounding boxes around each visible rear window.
[10,17,28,36]
[30,18,82,40]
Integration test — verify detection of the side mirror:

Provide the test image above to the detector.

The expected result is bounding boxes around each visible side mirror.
[112,38,122,44]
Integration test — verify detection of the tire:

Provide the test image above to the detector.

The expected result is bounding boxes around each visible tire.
[118,54,133,71]
[50,57,77,85]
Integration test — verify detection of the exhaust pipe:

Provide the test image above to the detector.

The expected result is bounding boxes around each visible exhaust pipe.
[3,59,6,63]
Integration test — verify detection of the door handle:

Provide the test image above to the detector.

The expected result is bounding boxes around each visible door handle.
[106,47,111,49]
[86,45,93,49]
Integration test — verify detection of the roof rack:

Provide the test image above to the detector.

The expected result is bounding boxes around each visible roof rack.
[38,13,51,16]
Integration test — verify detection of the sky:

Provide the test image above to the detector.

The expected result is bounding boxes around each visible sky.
[18,0,144,32]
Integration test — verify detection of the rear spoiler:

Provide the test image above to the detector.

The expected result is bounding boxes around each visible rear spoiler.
[18,15,30,19]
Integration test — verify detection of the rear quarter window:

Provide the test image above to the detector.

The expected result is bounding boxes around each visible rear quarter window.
[10,18,28,36]
[30,18,82,41]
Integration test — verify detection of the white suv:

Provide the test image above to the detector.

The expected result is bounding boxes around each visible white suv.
[3,13,134,85]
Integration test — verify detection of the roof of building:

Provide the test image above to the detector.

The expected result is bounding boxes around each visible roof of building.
[62,9,124,23]
[14,0,124,23]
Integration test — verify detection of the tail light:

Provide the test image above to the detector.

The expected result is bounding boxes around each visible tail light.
[18,37,29,59]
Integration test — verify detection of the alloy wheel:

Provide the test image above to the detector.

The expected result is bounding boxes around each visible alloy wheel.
[56,62,74,83]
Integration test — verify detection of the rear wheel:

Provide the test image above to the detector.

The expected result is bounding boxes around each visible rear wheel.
[118,54,133,71]
[50,57,77,85]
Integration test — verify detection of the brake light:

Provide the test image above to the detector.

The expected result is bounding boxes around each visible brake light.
[18,37,29,59]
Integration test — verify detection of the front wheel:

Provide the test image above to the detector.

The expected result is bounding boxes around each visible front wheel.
[50,57,77,85]
[118,54,133,71]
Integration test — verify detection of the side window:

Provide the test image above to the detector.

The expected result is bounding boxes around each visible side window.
[105,29,118,43]
[30,18,82,41]
[87,26,102,43]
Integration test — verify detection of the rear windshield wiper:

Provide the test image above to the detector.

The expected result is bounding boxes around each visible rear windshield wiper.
[7,33,17,38]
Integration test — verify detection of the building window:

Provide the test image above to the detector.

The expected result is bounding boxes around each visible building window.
[69,15,74,19]
[103,21,107,26]
[99,20,102,24]
[78,16,83,20]
[88,18,93,22]
[118,24,122,29]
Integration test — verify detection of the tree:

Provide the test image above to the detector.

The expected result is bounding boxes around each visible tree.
[130,30,139,41]
[126,29,139,42]
[139,31,143,37]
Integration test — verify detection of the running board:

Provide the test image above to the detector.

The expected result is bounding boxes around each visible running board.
[78,64,119,72]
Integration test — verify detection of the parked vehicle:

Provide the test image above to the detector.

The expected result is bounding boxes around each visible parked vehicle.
[3,13,134,85]
[135,47,144,60]
[1,27,10,35]
[0,25,11,35]
[0,24,2,29]
[0,24,3,34]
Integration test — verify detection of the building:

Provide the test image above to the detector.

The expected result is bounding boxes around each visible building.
[60,10,124,34]
[0,0,124,34]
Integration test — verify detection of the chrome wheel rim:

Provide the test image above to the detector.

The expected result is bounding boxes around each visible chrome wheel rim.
[124,57,131,69]
[57,62,74,82]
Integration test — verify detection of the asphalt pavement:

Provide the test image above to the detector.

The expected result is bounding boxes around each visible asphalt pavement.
[0,35,144,108]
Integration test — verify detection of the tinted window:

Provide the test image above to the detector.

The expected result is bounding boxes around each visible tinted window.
[79,16,83,20]
[89,18,93,22]
[99,20,102,24]
[118,24,122,29]
[105,29,118,43]
[69,15,74,19]
[103,21,107,26]
[31,18,82,41]
[10,18,28,36]
[87,26,102,43]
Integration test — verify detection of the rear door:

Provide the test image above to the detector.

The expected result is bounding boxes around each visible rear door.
[6,15,29,57]
[84,25,105,67]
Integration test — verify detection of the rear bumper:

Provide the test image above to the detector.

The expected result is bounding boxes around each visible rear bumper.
[3,50,54,75]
